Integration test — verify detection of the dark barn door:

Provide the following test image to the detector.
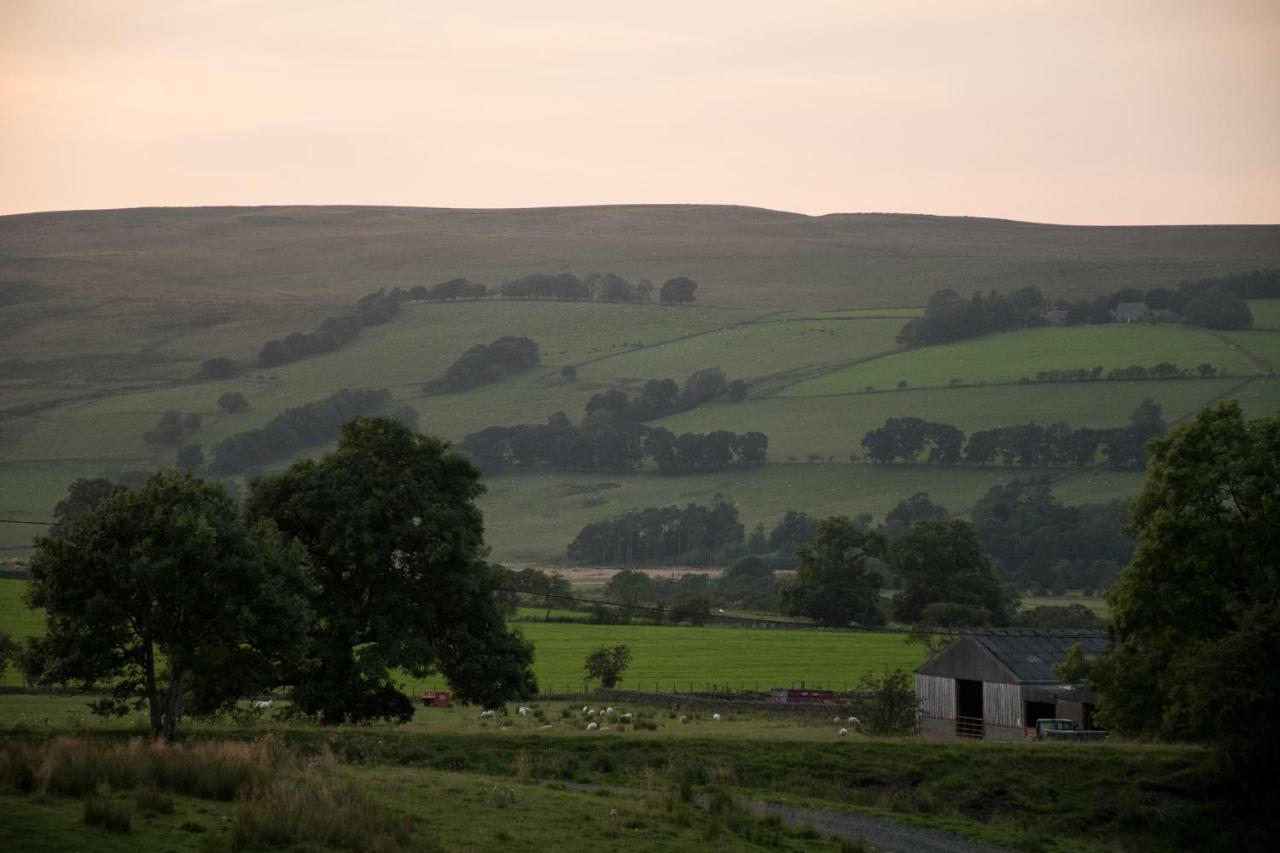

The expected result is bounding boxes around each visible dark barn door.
[955,679,984,738]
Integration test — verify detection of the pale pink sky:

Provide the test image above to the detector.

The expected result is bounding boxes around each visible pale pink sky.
[2,0,1278,224]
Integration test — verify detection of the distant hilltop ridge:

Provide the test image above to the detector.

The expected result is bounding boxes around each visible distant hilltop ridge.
[2,204,1278,311]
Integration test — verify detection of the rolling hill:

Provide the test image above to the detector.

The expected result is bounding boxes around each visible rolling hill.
[1,205,1278,561]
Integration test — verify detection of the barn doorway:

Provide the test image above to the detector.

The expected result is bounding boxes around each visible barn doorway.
[1025,700,1056,728]
[955,679,984,738]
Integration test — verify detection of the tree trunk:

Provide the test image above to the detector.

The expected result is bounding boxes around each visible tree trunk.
[162,669,184,741]
[144,643,163,738]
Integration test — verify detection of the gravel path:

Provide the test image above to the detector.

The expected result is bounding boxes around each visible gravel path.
[562,782,1012,853]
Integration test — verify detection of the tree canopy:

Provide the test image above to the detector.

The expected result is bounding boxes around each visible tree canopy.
[26,471,311,739]
[247,417,536,722]
[891,518,1015,626]
[781,517,887,627]
[1090,402,1279,792]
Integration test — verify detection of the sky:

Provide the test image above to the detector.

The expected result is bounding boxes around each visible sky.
[2,0,1278,224]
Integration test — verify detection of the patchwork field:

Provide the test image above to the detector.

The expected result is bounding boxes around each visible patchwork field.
[782,325,1257,395]
[2,291,1276,558]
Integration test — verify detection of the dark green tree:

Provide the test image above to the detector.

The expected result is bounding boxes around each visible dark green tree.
[1090,402,1279,793]
[658,276,698,305]
[891,518,1014,625]
[52,478,122,528]
[176,444,204,470]
[1180,288,1253,330]
[0,633,18,683]
[584,644,632,689]
[217,391,250,414]
[781,517,887,627]
[25,471,311,739]
[247,417,536,722]
[883,491,948,540]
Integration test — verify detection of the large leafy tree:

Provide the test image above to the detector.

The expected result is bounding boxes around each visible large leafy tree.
[891,518,1014,626]
[26,471,311,739]
[1090,402,1279,791]
[247,417,536,722]
[781,517,887,627]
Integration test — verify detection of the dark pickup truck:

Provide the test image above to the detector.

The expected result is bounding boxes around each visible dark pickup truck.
[1035,718,1108,741]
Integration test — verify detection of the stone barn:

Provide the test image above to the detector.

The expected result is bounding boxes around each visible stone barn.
[915,629,1107,740]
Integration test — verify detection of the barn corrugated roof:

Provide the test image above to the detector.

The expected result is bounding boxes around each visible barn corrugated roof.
[972,629,1108,684]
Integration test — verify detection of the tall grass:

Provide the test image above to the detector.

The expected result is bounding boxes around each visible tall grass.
[0,735,281,799]
[231,762,419,853]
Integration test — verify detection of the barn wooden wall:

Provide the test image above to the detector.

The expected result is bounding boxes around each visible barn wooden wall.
[915,674,955,720]
[983,681,1022,728]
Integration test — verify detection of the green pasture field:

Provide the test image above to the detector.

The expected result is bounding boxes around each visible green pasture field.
[419,622,924,696]
[0,578,920,693]
[477,464,1145,562]
[764,307,924,321]
[1218,329,1280,374]
[0,692,1248,853]
[1247,299,1280,329]
[654,378,1244,464]
[782,325,1261,396]
[576,317,905,387]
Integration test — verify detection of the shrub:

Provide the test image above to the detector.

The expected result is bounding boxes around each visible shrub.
[196,357,239,380]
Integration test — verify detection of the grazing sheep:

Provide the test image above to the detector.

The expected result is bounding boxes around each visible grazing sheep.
[540,724,554,730]
[679,715,688,723]
[848,716,862,728]
[712,713,722,721]
[518,706,530,716]
[838,728,848,737]
[833,716,842,724]
[586,721,599,731]
[479,709,496,718]
[620,713,633,722]
[605,707,614,714]
[582,706,589,713]
[253,700,274,710]
[587,709,597,717]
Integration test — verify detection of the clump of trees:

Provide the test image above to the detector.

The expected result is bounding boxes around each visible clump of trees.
[257,290,402,368]
[1019,362,1219,384]
[24,471,314,739]
[860,399,1167,470]
[247,418,535,721]
[584,368,729,425]
[407,277,488,301]
[217,392,250,414]
[144,410,202,446]
[899,269,1277,349]
[779,514,1016,630]
[25,419,538,734]
[659,276,698,305]
[897,287,1046,346]
[461,416,766,476]
[195,357,240,380]
[567,495,744,566]
[423,336,539,394]
[970,477,1133,592]
[1089,402,1279,797]
[209,388,392,474]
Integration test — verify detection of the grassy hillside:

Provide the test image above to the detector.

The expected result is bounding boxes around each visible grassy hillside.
[1,292,1276,559]
[2,206,1278,560]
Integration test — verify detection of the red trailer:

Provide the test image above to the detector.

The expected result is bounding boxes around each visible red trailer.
[771,688,839,705]
[421,690,452,708]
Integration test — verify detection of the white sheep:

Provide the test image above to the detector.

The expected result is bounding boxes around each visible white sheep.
[847,716,861,727]
[679,715,688,723]
[586,721,599,731]
[712,713,721,721]
[582,705,589,713]
[620,713,633,722]
[517,706,530,716]
[253,700,274,710]
[838,728,848,737]
[479,709,496,718]
[833,716,842,724]
[540,724,554,730]
[587,709,596,717]
[605,707,614,714]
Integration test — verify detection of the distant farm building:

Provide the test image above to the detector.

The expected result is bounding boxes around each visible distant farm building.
[915,629,1107,740]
